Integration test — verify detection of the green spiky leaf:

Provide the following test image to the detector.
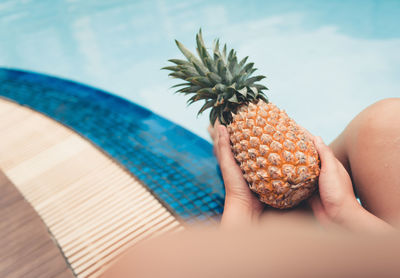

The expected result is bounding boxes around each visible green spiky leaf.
[164,29,269,125]
[197,100,215,116]
[171,82,190,88]
[168,59,190,65]
[206,72,222,84]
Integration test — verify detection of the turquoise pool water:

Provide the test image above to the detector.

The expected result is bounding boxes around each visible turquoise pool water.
[1,0,399,142]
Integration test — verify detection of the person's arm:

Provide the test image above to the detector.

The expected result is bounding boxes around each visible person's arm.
[100,217,400,278]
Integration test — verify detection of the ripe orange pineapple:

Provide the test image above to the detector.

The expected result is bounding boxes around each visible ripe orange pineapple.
[164,30,320,208]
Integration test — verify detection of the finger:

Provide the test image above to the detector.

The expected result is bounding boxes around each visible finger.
[213,123,221,160]
[217,125,234,168]
[208,121,220,143]
[213,121,224,160]
[208,125,216,142]
[214,119,221,128]
[309,194,332,226]
[313,136,338,172]
[308,194,323,216]
[217,125,246,186]
[213,142,219,161]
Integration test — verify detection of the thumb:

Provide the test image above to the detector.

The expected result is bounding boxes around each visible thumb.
[313,136,337,173]
[216,125,247,187]
[309,194,338,228]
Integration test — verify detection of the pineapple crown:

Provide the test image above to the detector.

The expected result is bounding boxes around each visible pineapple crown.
[163,29,268,125]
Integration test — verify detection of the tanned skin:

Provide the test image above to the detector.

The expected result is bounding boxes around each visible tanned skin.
[101,98,400,278]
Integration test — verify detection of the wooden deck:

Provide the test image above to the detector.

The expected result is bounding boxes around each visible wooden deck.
[0,99,183,277]
[0,170,74,278]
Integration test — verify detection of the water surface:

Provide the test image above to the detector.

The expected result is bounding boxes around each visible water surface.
[1,0,399,142]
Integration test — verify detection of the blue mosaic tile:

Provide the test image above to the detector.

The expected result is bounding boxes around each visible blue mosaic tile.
[0,68,225,222]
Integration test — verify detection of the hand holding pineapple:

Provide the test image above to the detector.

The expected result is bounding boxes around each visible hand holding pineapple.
[212,123,394,232]
[308,136,359,227]
[210,122,264,227]
[309,136,394,232]
[210,122,341,226]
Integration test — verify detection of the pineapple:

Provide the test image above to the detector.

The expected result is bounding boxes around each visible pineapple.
[163,30,320,209]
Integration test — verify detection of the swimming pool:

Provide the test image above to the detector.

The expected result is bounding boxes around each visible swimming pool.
[1,0,399,142]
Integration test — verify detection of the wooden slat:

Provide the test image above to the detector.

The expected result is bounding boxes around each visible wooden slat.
[0,99,183,277]
[0,171,74,278]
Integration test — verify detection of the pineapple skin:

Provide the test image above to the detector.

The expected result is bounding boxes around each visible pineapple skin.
[227,100,320,209]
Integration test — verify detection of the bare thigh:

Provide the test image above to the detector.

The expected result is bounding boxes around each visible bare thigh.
[330,98,400,225]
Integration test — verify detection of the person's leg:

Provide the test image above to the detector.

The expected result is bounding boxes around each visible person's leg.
[330,98,400,225]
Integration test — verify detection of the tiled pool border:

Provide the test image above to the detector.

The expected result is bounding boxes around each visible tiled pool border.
[0,68,225,222]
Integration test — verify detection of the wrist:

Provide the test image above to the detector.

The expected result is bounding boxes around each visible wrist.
[336,200,394,233]
[225,193,263,216]
[333,197,362,227]
[221,195,262,228]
